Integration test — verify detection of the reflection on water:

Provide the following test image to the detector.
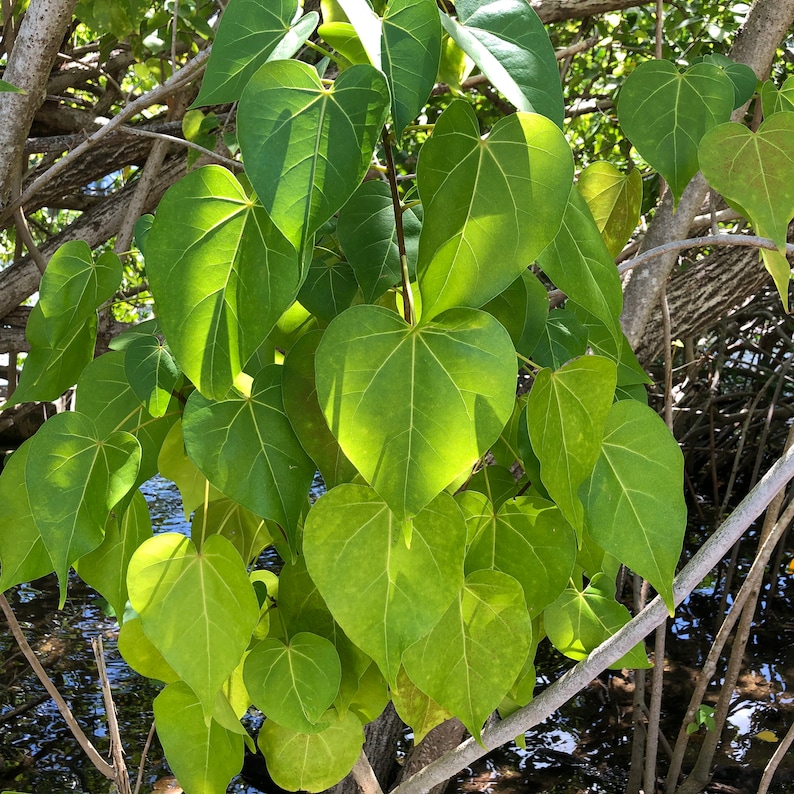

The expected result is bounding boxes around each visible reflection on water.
[1,476,793,793]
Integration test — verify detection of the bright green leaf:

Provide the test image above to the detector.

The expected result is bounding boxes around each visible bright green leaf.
[303,484,466,683]
[26,411,140,604]
[760,76,794,117]
[465,496,577,617]
[315,305,516,518]
[335,0,382,68]
[146,166,300,400]
[257,709,364,792]
[537,187,624,348]
[0,442,54,593]
[416,100,572,320]
[392,666,454,745]
[698,114,794,309]
[244,633,341,732]
[183,364,316,549]
[545,575,651,669]
[318,22,371,66]
[117,615,178,682]
[128,533,259,718]
[238,61,390,250]
[581,400,686,612]
[402,570,531,739]
[617,60,734,202]
[576,163,643,258]
[154,682,244,794]
[525,356,617,534]
[382,0,442,136]
[194,0,320,105]
[190,498,274,565]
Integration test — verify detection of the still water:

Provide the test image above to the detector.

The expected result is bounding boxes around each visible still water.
[1,476,792,793]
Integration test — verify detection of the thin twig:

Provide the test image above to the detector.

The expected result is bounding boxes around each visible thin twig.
[757,715,794,794]
[118,126,243,172]
[0,593,115,779]
[133,720,157,794]
[92,635,132,794]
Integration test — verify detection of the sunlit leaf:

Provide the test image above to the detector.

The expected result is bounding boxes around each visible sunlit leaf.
[699,113,794,309]
[183,364,315,549]
[416,100,572,320]
[117,615,178,682]
[238,60,390,250]
[465,495,577,617]
[402,570,531,739]
[146,166,300,399]
[190,498,274,565]
[545,574,651,669]
[124,334,180,418]
[315,305,516,518]
[195,0,320,105]
[382,0,442,136]
[0,442,54,593]
[257,709,365,792]
[576,163,643,258]
[392,666,454,745]
[128,533,259,718]
[26,411,140,604]
[525,356,616,534]
[581,400,686,612]
[760,75,794,117]
[303,484,466,683]
[154,682,244,794]
[244,633,341,732]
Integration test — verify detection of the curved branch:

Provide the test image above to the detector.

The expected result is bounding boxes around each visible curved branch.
[392,441,794,794]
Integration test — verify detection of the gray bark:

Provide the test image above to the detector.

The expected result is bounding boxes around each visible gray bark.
[0,0,79,207]
[620,0,794,350]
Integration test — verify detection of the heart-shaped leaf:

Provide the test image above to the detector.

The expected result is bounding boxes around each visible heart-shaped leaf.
[697,54,756,109]
[336,180,422,303]
[545,575,651,669]
[525,356,616,534]
[576,162,643,258]
[244,633,341,732]
[441,0,564,126]
[128,533,259,717]
[146,166,300,400]
[402,570,531,739]
[25,411,141,604]
[382,0,442,136]
[154,682,244,794]
[195,1,319,105]
[315,305,516,518]
[699,113,794,308]
[238,60,390,250]
[257,709,364,792]
[183,365,316,549]
[416,100,572,320]
[617,60,734,202]
[465,495,577,617]
[303,484,466,683]
[581,400,686,612]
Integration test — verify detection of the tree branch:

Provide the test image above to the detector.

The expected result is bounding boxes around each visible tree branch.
[391,441,794,794]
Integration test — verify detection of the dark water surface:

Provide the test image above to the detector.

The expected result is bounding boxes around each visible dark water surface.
[1,477,793,793]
